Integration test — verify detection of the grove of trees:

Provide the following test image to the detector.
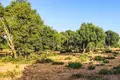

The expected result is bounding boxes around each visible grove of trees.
[0,0,119,58]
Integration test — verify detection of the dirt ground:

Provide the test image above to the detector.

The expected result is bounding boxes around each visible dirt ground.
[19,53,120,80]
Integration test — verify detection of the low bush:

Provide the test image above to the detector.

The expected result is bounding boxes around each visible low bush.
[113,69,120,74]
[112,65,120,74]
[71,74,84,79]
[79,54,89,62]
[113,65,120,70]
[96,64,105,66]
[94,56,104,61]
[99,65,120,75]
[1,56,27,64]
[64,56,72,60]
[99,69,113,75]
[35,58,53,63]
[0,70,21,78]
[88,65,96,70]
[105,49,112,53]
[47,53,58,57]
[87,76,104,80]
[105,56,115,59]
[103,60,109,64]
[52,61,64,65]
[113,52,119,57]
[28,53,40,60]
[60,50,66,53]
[67,62,82,69]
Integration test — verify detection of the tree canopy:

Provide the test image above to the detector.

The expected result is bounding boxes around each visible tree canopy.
[105,30,119,48]
[0,1,119,57]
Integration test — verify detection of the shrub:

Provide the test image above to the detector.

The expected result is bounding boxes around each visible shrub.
[94,56,104,61]
[60,50,66,53]
[79,54,89,62]
[113,65,120,70]
[99,69,113,75]
[113,69,120,74]
[35,58,53,63]
[105,49,112,53]
[87,76,104,80]
[96,64,105,66]
[0,70,21,78]
[71,74,84,79]
[99,65,120,75]
[1,56,25,64]
[113,52,119,57]
[52,61,64,65]
[67,62,82,69]
[103,60,109,64]
[88,65,96,70]
[1,56,15,62]
[65,57,72,60]
[40,54,48,59]
[47,53,58,57]
[28,53,39,60]
[105,56,115,59]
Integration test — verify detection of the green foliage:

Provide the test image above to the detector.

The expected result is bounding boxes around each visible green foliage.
[103,60,109,64]
[99,69,113,75]
[99,65,120,75]
[71,74,84,79]
[60,30,77,51]
[105,56,115,59]
[0,0,119,59]
[52,61,64,65]
[0,56,33,64]
[87,76,104,80]
[113,52,119,57]
[0,3,4,17]
[113,69,120,74]
[94,56,104,61]
[105,49,112,53]
[1,56,21,63]
[65,56,72,60]
[88,65,96,70]
[79,54,89,62]
[35,58,53,63]
[113,65,120,70]
[96,63,105,66]
[0,70,20,78]
[77,23,106,53]
[47,52,58,57]
[67,62,82,69]
[105,30,119,47]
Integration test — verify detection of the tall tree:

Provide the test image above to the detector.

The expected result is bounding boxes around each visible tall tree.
[3,1,44,56]
[60,30,76,51]
[105,30,119,48]
[0,3,17,58]
[77,23,105,53]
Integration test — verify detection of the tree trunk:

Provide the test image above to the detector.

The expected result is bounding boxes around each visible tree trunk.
[109,45,111,49]
[0,18,17,58]
[82,43,86,54]
[83,48,86,54]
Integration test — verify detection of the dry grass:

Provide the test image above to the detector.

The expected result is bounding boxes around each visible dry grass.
[0,51,120,80]
[0,63,30,80]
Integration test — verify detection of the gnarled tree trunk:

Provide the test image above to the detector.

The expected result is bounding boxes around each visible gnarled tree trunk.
[0,17,17,58]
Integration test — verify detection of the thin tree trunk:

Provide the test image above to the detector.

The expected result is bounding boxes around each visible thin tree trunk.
[109,45,111,49]
[0,18,17,58]
[83,48,86,54]
[82,43,86,54]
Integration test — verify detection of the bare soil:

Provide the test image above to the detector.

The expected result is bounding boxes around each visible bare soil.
[19,53,120,80]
